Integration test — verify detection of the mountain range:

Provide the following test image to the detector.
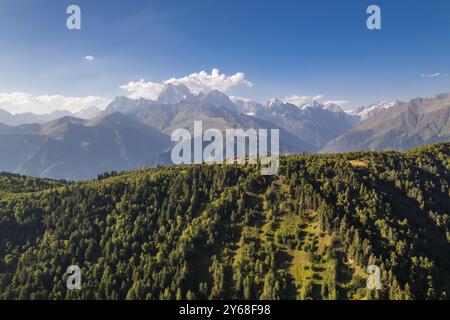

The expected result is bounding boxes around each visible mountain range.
[324,94,450,152]
[0,113,169,180]
[0,106,102,126]
[0,84,449,179]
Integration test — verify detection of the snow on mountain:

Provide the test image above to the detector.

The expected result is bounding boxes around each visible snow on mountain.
[345,101,401,121]
[230,96,264,116]
[200,90,237,110]
[265,98,346,115]
[323,95,450,153]
[258,98,354,150]
[297,100,324,110]
[323,102,345,114]
[265,99,298,112]
[157,84,195,105]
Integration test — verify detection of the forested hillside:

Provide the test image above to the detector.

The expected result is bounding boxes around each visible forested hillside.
[0,172,67,196]
[0,144,449,300]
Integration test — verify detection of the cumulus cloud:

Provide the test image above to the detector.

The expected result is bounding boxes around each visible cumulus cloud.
[165,68,252,93]
[120,68,253,100]
[84,55,95,61]
[283,95,324,106]
[0,92,111,114]
[119,80,164,100]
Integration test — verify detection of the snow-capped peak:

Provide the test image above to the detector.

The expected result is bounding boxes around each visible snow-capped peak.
[266,98,284,109]
[230,96,264,116]
[346,100,401,121]
[230,96,251,104]
[157,83,194,105]
[201,90,237,109]
[297,100,324,110]
[265,98,347,115]
[323,102,344,113]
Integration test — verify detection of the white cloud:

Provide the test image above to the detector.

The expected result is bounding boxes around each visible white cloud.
[283,95,350,107]
[165,68,252,94]
[119,80,164,100]
[0,92,111,114]
[283,95,324,106]
[120,68,253,100]
[313,95,325,101]
[84,55,95,61]
[324,100,350,106]
[421,72,441,78]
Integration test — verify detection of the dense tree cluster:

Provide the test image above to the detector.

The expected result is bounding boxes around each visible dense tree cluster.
[0,143,449,300]
[0,172,67,196]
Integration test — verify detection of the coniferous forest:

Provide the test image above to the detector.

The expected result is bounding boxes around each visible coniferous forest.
[0,143,449,300]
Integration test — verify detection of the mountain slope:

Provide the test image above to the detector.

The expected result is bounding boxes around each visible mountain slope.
[0,143,448,300]
[157,84,195,105]
[0,108,102,126]
[0,113,171,180]
[345,101,402,122]
[255,100,355,150]
[0,172,67,196]
[324,95,450,152]
[114,95,313,153]
[104,87,357,152]
[74,106,102,119]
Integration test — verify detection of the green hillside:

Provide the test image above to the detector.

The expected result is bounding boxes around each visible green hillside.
[0,172,67,196]
[0,143,449,300]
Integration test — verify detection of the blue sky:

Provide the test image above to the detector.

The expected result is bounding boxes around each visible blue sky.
[0,0,449,113]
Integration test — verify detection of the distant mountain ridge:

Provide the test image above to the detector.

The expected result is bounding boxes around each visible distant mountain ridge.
[345,101,402,122]
[324,94,450,152]
[0,84,449,179]
[253,99,355,149]
[107,94,312,154]
[0,106,102,126]
[0,113,170,180]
